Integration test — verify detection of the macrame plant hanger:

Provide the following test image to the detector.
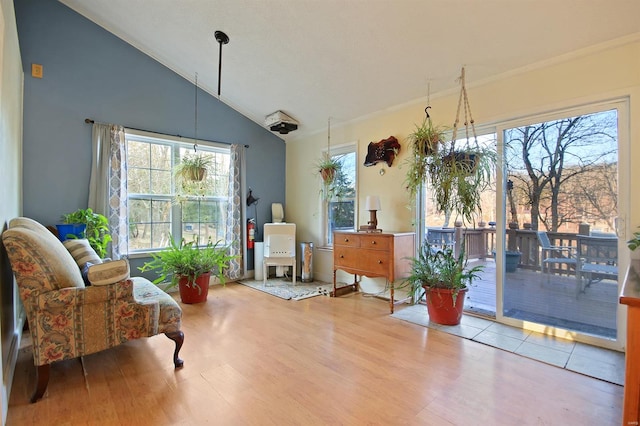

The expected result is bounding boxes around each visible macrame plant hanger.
[450,66,479,153]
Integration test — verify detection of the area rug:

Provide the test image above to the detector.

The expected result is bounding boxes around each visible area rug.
[237,279,334,301]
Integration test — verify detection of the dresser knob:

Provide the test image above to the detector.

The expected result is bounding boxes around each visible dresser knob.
[340,255,344,258]
[344,238,349,242]
[377,260,382,264]
[371,241,376,245]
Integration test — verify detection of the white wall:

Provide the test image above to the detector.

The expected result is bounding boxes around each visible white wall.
[0,0,23,422]
[286,37,640,292]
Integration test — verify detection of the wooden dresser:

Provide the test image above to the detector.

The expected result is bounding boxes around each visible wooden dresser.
[333,231,415,313]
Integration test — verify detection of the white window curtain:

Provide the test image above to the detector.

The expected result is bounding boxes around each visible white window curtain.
[226,144,244,279]
[88,123,128,259]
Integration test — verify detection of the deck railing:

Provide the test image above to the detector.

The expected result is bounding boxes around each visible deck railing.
[426,224,609,275]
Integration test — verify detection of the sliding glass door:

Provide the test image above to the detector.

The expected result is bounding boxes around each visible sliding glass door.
[497,100,628,348]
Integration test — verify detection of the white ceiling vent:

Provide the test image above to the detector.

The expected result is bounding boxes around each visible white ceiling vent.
[265,110,299,134]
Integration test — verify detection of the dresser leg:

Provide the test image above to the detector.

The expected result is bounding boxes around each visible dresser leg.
[390,283,395,314]
[331,269,337,297]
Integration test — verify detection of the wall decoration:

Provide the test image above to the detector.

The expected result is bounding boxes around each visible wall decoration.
[363,136,401,167]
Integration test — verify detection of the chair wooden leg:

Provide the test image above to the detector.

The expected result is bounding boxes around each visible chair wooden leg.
[30,364,50,403]
[165,331,184,368]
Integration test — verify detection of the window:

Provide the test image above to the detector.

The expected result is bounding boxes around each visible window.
[126,130,231,253]
[325,144,357,246]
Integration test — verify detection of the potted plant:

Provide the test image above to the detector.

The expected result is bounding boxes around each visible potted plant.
[315,117,344,201]
[174,153,212,183]
[173,153,213,198]
[139,236,237,304]
[317,153,340,184]
[405,243,484,325]
[403,117,447,199]
[57,208,112,258]
[315,153,343,201]
[425,143,495,225]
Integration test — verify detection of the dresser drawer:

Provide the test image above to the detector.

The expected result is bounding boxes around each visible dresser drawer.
[358,234,390,250]
[334,246,358,268]
[357,249,391,275]
[334,233,360,248]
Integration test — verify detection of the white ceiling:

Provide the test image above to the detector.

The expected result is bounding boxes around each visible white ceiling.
[59,0,640,141]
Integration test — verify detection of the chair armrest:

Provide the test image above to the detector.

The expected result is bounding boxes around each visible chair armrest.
[543,245,575,256]
[33,279,135,310]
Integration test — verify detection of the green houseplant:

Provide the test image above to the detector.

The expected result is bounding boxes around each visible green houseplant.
[628,228,640,251]
[174,153,214,197]
[403,117,447,199]
[316,153,343,201]
[427,144,495,224]
[405,243,484,325]
[139,236,237,304]
[174,153,212,182]
[58,208,112,258]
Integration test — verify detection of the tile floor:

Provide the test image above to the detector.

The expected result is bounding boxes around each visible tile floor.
[392,304,625,386]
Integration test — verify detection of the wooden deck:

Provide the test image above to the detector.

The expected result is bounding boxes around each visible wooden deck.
[464,259,618,339]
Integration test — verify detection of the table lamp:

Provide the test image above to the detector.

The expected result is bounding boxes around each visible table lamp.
[365,195,381,230]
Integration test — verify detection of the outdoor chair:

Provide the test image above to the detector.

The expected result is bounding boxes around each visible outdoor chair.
[426,228,455,253]
[576,234,618,293]
[536,231,577,282]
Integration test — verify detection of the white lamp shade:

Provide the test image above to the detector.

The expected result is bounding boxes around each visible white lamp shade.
[365,195,381,211]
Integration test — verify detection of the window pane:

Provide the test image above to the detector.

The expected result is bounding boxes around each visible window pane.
[151,144,171,170]
[326,150,356,245]
[128,168,151,194]
[181,199,227,244]
[129,199,151,223]
[329,200,355,230]
[151,223,171,249]
[127,141,150,168]
[126,132,230,252]
[128,224,151,251]
[151,199,172,222]
[150,170,171,194]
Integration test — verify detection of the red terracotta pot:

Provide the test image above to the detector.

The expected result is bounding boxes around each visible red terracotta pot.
[178,272,211,304]
[423,286,467,325]
[320,168,336,182]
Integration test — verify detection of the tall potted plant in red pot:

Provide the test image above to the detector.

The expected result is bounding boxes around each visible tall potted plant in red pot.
[405,243,484,325]
[140,236,237,304]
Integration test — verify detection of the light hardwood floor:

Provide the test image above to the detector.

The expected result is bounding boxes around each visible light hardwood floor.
[7,283,623,425]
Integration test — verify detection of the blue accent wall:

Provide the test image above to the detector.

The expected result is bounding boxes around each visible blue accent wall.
[14,0,285,243]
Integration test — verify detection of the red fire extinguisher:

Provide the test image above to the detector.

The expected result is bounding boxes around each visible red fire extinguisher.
[247,218,255,249]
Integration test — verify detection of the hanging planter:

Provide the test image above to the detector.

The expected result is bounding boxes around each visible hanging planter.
[315,118,342,200]
[174,154,212,183]
[403,108,448,199]
[424,67,496,225]
[442,151,481,174]
[318,155,339,184]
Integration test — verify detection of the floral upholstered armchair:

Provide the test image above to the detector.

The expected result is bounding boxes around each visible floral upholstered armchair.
[2,217,184,403]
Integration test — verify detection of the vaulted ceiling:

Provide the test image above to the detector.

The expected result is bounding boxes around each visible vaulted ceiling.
[60,0,640,140]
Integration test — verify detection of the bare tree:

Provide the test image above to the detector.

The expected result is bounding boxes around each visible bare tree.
[505,111,617,232]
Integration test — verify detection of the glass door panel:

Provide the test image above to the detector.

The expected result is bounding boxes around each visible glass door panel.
[501,108,619,340]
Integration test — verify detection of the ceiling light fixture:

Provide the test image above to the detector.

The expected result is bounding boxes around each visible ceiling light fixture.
[214,30,229,97]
